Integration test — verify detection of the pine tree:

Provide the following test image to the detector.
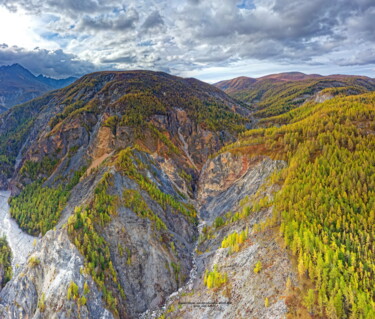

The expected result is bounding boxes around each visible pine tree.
[265,297,269,308]
[304,289,315,313]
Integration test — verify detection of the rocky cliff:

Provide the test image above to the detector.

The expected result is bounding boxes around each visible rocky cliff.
[0,230,114,319]
[0,70,264,318]
[145,154,297,319]
[3,70,365,319]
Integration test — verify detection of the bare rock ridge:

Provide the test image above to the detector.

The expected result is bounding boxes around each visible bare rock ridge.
[0,230,113,319]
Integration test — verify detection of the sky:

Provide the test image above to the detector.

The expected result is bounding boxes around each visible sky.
[0,0,374,82]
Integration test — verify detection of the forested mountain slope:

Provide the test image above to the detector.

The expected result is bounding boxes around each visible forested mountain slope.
[0,70,373,319]
[215,72,375,120]
[206,91,375,319]
[0,70,250,318]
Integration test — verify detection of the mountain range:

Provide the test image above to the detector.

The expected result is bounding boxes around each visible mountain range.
[0,69,373,319]
[0,64,77,112]
[215,72,375,119]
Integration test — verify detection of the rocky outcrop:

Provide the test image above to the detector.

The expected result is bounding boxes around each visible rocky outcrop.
[145,154,296,319]
[0,230,113,319]
[1,71,276,319]
[198,153,285,221]
[313,92,334,103]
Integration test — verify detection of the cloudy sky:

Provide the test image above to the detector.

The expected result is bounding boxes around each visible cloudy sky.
[0,0,374,82]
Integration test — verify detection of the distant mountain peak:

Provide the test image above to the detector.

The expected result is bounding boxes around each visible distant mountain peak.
[214,76,257,93]
[258,72,322,81]
[10,63,25,69]
[0,63,35,77]
[0,63,76,112]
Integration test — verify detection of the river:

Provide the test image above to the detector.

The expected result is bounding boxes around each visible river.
[0,190,38,270]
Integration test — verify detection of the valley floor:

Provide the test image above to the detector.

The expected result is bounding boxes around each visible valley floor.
[0,191,37,269]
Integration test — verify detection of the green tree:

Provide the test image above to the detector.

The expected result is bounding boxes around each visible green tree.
[254,261,262,274]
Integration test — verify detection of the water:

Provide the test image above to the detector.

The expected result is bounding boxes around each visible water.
[0,191,38,270]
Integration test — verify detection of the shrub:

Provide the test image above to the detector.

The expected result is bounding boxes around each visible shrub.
[204,264,228,289]
[221,229,248,254]
[38,293,46,312]
[265,297,269,307]
[67,281,79,300]
[28,256,40,268]
[253,261,262,274]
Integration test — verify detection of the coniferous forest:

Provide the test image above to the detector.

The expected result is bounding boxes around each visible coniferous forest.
[1,1,375,318]
[0,60,374,319]
[220,92,375,318]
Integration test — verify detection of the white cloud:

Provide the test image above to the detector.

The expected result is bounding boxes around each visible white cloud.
[0,0,374,81]
[0,7,58,50]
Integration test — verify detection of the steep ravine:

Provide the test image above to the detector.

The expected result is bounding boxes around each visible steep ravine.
[0,149,296,319]
[141,153,297,319]
[0,69,298,318]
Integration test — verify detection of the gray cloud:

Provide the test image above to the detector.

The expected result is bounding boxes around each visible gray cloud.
[0,45,97,78]
[338,48,375,66]
[142,10,164,30]
[78,8,139,31]
[0,0,119,16]
[0,0,374,79]
[100,56,137,64]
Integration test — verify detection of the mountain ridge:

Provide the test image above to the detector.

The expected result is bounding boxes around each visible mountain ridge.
[0,69,374,319]
[0,69,252,318]
[0,63,77,112]
[214,72,375,119]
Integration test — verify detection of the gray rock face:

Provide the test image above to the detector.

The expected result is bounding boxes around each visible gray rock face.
[146,154,296,319]
[0,229,113,319]
[198,153,285,221]
[314,92,334,103]
[0,71,300,319]
[99,161,198,317]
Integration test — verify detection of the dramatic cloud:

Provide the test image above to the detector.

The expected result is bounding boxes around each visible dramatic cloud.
[142,10,164,30]
[0,45,97,78]
[0,0,374,80]
[78,8,139,32]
